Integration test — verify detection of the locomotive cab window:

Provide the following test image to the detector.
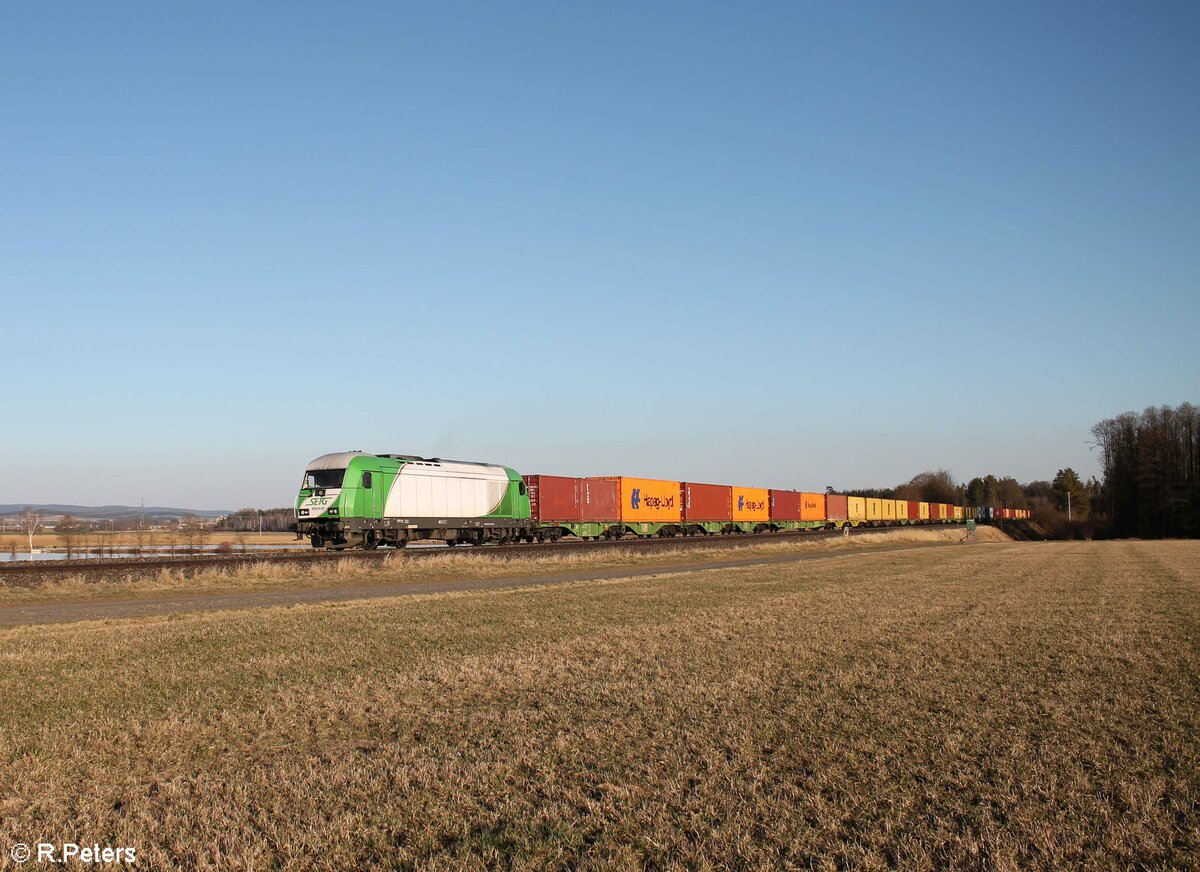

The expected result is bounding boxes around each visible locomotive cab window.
[362,471,373,489]
[519,481,526,496]
[304,469,346,489]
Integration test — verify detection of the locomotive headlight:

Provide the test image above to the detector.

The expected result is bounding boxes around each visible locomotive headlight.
[328,507,339,516]
[298,509,310,516]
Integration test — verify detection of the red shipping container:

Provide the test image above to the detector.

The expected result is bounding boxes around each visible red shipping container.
[908,500,920,520]
[580,478,619,522]
[683,482,732,522]
[826,494,848,521]
[523,475,581,524]
[769,489,802,522]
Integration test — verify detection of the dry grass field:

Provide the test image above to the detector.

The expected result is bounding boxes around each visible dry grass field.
[0,539,1196,870]
[0,526,1006,605]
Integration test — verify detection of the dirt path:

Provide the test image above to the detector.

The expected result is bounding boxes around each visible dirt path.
[0,541,975,627]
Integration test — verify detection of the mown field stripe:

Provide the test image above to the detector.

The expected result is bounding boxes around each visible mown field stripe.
[0,540,998,628]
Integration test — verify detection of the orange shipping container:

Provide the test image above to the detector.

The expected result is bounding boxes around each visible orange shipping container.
[592,477,681,523]
[800,492,825,521]
[732,486,770,522]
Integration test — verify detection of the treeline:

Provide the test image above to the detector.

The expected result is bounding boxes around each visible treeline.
[846,470,1038,509]
[1093,403,1200,538]
[215,508,297,533]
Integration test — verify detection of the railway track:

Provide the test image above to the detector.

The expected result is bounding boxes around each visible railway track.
[0,527,862,585]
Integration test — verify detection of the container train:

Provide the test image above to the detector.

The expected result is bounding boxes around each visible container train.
[295,451,1029,550]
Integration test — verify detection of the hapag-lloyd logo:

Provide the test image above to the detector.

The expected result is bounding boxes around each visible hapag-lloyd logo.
[630,487,674,510]
[738,494,766,512]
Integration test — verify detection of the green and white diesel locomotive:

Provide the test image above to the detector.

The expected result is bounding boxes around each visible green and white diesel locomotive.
[295,452,532,549]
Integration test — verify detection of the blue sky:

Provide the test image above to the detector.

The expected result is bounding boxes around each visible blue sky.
[2,1,1197,509]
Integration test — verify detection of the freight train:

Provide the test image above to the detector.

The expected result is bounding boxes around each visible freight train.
[294,451,1029,550]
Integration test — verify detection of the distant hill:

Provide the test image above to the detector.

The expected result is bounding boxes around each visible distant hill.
[0,504,231,521]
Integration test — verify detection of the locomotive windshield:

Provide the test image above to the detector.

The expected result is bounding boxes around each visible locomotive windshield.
[303,468,346,489]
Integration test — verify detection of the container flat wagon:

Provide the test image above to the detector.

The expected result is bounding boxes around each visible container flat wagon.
[592,476,682,537]
[731,486,770,533]
[769,490,828,531]
[683,482,733,535]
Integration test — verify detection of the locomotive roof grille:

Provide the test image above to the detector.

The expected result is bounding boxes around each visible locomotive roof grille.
[306,452,507,471]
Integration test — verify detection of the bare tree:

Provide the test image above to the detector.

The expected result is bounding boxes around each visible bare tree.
[56,513,82,559]
[895,470,960,504]
[18,507,44,560]
[170,524,187,555]
[194,519,209,553]
[1093,402,1200,537]
[180,515,207,554]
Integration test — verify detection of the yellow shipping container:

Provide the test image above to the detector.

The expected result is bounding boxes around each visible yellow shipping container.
[866,498,883,521]
[601,477,681,523]
[882,499,896,521]
[732,486,770,522]
[954,505,964,519]
[847,496,866,521]
[918,501,930,520]
[895,499,910,520]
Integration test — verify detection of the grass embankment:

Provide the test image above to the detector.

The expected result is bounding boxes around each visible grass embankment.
[1,540,1196,869]
[0,530,298,551]
[0,526,1008,605]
